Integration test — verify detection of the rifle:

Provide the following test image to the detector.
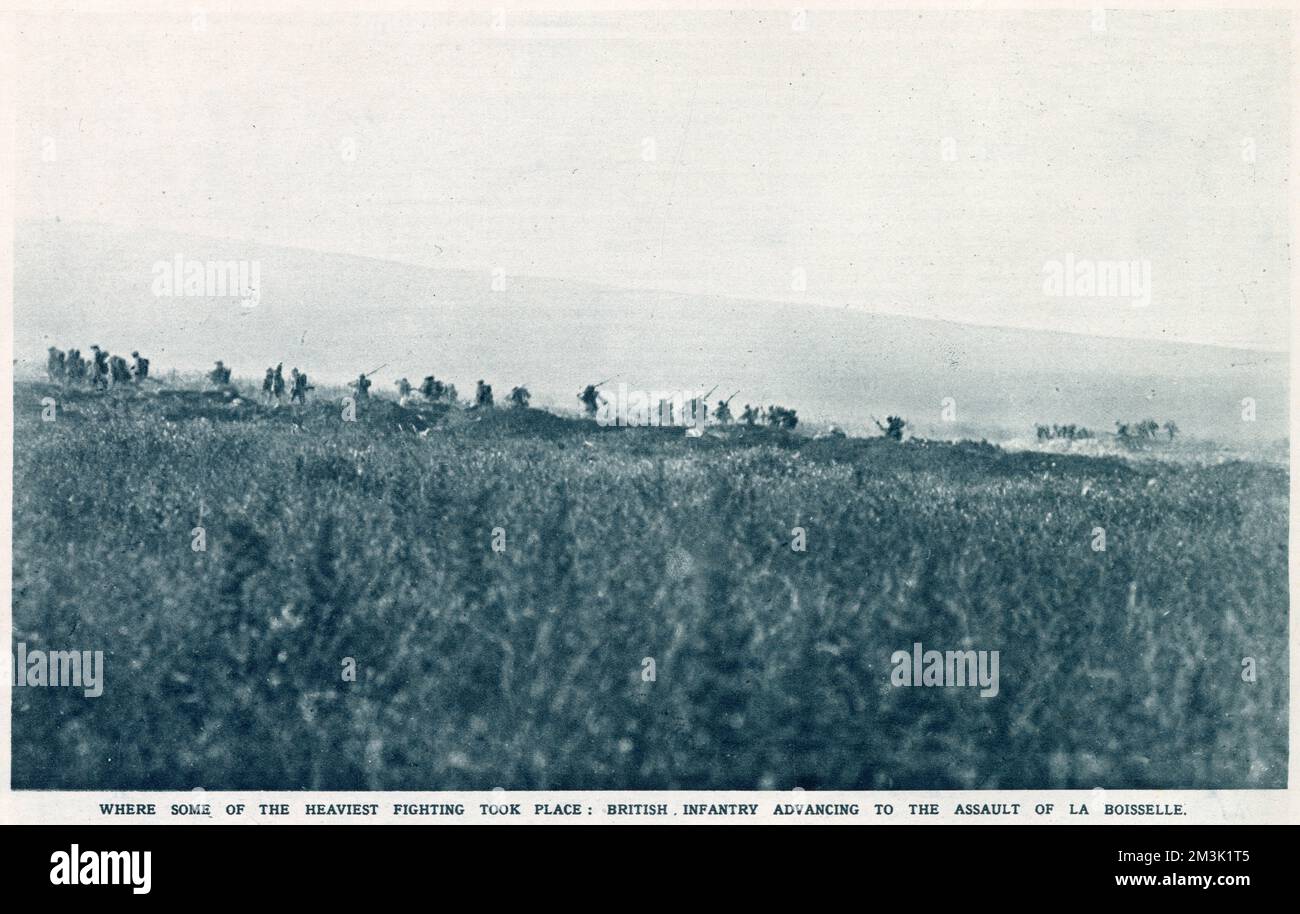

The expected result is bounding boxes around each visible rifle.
[579,378,612,400]
[722,389,740,405]
[360,362,389,378]
[700,384,719,402]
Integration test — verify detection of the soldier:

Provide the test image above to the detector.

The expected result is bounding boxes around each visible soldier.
[741,404,757,426]
[873,415,906,442]
[715,391,738,425]
[394,377,412,402]
[352,372,372,400]
[130,350,149,382]
[768,405,798,429]
[474,379,493,408]
[90,346,109,390]
[508,385,531,408]
[578,384,602,416]
[272,363,286,403]
[66,349,84,385]
[695,398,709,425]
[686,386,717,426]
[419,375,440,400]
[262,367,275,402]
[106,355,120,386]
[46,347,66,382]
[291,369,312,404]
[210,361,232,386]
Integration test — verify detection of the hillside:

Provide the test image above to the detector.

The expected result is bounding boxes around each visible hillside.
[11,381,1289,789]
[14,220,1288,445]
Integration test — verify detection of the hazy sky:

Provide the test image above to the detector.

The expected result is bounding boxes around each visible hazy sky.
[14,7,1291,349]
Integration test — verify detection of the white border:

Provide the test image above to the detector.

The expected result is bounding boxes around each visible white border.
[0,0,1295,826]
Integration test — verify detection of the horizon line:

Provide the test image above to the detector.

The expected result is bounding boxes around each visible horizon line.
[17,216,1290,356]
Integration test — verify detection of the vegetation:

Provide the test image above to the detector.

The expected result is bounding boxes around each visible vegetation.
[12,380,1287,790]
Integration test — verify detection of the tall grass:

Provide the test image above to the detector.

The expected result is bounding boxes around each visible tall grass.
[11,382,1288,789]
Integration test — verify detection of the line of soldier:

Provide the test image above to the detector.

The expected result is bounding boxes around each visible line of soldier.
[253,363,314,404]
[393,375,514,408]
[201,361,314,405]
[45,346,807,432]
[93,356,821,433]
[403,376,540,409]
[577,380,790,429]
[207,363,476,408]
[47,346,149,388]
[244,366,493,408]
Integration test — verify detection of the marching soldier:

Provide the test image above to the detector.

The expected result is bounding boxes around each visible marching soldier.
[66,349,85,385]
[46,347,66,382]
[262,367,275,402]
[474,379,493,408]
[873,415,906,442]
[90,346,109,390]
[715,391,739,425]
[352,372,372,400]
[685,385,717,426]
[130,350,149,382]
[578,384,602,416]
[114,355,134,386]
[290,368,313,404]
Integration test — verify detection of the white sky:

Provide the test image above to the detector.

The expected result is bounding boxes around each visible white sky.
[13,7,1291,349]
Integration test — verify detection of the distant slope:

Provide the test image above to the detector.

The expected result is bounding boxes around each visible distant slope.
[14,220,1287,443]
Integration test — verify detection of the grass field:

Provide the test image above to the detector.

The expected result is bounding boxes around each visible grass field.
[11,380,1289,790]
